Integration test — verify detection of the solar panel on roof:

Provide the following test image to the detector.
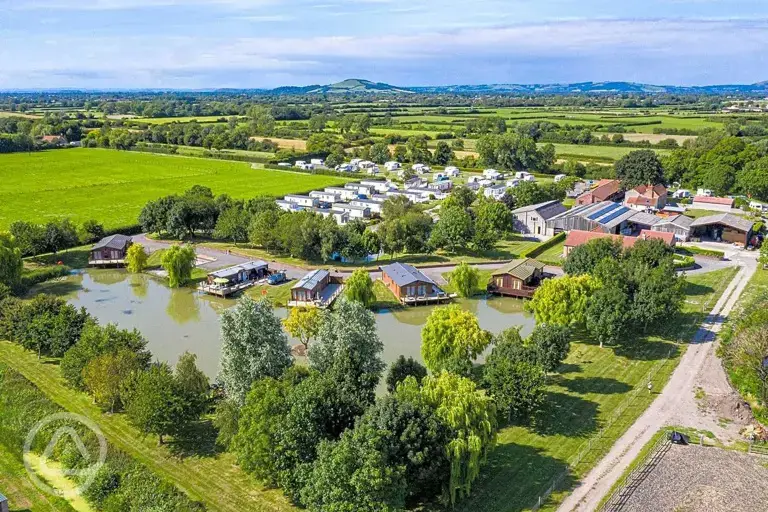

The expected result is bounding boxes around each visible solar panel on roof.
[587,202,621,221]
[599,206,631,225]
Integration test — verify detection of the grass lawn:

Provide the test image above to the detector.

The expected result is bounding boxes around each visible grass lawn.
[0,148,351,230]
[204,235,540,270]
[534,240,566,266]
[0,442,76,512]
[457,266,739,512]
[372,280,403,309]
[0,342,296,512]
[245,281,293,306]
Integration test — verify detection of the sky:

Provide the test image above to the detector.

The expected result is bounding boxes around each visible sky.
[1,0,768,89]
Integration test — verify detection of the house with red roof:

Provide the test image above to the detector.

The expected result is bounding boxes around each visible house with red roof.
[690,195,734,213]
[575,179,623,205]
[623,184,667,211]
[563,229,676,258]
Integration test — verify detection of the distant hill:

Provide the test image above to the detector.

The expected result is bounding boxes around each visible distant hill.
[409,81,768,95]
[307,79,413,94]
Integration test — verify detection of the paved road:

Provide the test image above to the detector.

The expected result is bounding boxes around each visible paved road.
[557,248,758,512]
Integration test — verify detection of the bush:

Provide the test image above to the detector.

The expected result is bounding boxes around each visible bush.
[676,246,724,259]
[674,255,696,269]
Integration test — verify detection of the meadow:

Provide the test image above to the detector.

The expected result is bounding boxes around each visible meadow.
[0,149,351,229]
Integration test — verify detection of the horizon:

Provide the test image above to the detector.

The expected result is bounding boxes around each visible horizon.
[2,2,768,89]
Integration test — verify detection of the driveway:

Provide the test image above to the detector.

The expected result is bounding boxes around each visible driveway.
[557,250,758,512]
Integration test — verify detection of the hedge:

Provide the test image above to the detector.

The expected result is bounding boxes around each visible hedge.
[521,232,567,259]
[673,256,696,269]
[19,265,71,290]
[676,246,725,259]
[0,363,205,511]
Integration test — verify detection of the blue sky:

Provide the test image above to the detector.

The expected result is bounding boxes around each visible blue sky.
[1,0,768,89]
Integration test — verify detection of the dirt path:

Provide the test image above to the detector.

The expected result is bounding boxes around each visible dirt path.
[558,251,758,512]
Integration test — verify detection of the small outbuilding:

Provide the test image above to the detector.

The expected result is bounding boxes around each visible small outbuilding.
[89,234,132,266]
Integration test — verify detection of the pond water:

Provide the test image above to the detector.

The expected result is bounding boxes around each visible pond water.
[32,270,536,378]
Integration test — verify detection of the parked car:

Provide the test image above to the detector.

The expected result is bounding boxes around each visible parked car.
[268,271,287,285]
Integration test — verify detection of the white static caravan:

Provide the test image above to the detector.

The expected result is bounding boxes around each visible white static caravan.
[444,166,460,177]
[350,199,383,215]
[483,185,507,200]
[344,182,375,197]
[384,161,401,171]
[310,158,325,167]
[554,174,567,183]
[483,169,502,180]
[332,203,371,219]
[276,199,302,212]
[325,186,359,201]
[284,194,319,208]
[360,180,393,193]
[309,190,341,204]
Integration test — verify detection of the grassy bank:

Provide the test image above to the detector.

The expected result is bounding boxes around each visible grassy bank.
[457,267,739,511]
[0,442,76,512]
[0,343,296,512]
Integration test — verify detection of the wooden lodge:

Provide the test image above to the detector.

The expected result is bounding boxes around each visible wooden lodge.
[89,234,132,267]
[288,269,344,308]
[380,262,454,305]
[198,260,269,297]
[488,258,547,299]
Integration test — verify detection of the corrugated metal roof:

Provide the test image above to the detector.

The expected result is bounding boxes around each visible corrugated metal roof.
[690,213,754,232]
[92,234,131,251]
[292,269,330,290]
[380,262,435,287]
[208,261,268,279]
[511,200,566,219]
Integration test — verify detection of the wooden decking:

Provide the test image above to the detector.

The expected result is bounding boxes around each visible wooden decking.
[400,292,457,306]
[487,285,537,299]
[198,280,259,297]
[88,258,126,267]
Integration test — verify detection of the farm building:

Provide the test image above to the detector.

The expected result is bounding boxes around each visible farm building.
[332,203,371,219]
[652,214,694,241]
[89,234,132,266]
[380,262,451,305]
[690,195,734,212]
[488,258,547,299]
[563,230,675,258]
[690,213,754,246]
[546,201,638,235]
[623,184,667,211]
[511,200,567,239]
[200,261,269,297]
[575,179,623,205]
[625,211,663,232]
[289,269,343,308]
[284,194,319,208]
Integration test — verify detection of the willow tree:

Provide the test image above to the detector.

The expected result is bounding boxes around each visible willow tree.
[448,262,480,298]
[160,244,196,287]
[125,243,148,273]
[421,305,491,376]
[397,372,497,505]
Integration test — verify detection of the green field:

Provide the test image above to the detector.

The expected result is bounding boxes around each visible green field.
[129,115,239,125]
[457,267,739,511]
[545,143,672,161]
[0,149,351,229]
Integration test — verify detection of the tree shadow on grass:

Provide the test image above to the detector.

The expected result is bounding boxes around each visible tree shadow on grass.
[167,419,222,458]
[559,376,633,395]
[556,363,582,375]
[612,340,680,362]
[449,443,576,512]
[531,391,599,438]
[682,281,715,297]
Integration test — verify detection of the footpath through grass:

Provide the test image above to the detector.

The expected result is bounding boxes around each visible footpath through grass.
[0,343,296,512]
[0,441,76,512]
[0,148,351,230]
[457,267,739,512]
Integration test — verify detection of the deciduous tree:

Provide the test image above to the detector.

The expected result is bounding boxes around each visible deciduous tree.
[449,262,480,298]
[160,244,196,288]
[344,269,376,307]
[282,306,321,350]
[125,243,148,273]
[421,305,491,375]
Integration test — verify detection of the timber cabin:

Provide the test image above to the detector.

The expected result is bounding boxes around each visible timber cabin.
[488,258,547,299]
[380,262,453,305]
[89,234,132,267]
[199,261,269,297]
[289,269,344,308]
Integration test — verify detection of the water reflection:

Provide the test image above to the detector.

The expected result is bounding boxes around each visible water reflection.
[31,270,536,379]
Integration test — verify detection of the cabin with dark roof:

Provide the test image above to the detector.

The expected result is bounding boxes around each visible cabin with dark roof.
[488,258,547,298]
[380,262,452,305]
[199,261,270,297]
[89,234,132,267]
